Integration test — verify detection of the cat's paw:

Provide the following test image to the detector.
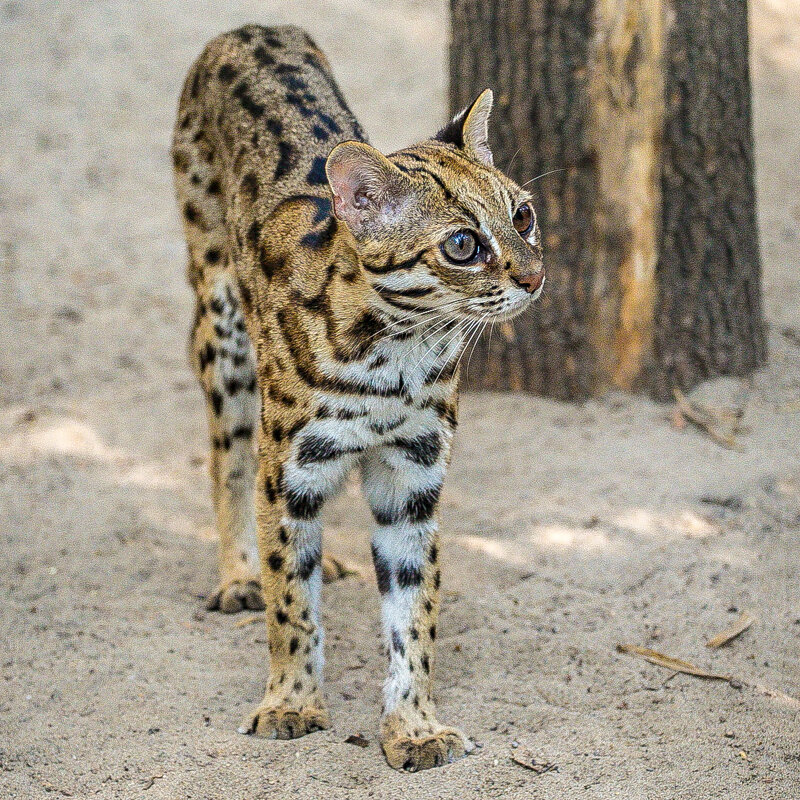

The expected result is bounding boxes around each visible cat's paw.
[380,713,474,772]
[238,700,330,740]
[205,576,263,613]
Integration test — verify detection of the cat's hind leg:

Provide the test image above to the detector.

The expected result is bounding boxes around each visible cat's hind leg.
[174,105,262,613]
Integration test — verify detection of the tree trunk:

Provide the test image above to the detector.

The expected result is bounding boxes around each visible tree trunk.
[449,0,766,400]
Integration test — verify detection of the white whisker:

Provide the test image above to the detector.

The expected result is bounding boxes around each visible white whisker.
[520,168,564,188]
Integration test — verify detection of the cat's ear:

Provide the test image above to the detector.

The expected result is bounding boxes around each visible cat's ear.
[325,142,410,236]
[434,88,494,167]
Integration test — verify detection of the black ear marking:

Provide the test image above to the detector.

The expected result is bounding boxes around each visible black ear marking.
[434,106,469,148]
[434,89,494,166]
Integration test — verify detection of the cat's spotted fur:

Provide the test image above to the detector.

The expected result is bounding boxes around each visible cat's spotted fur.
[172,24,544,772]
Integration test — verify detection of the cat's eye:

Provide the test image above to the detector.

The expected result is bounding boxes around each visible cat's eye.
[513,203,534,236]
[441,230,480,264]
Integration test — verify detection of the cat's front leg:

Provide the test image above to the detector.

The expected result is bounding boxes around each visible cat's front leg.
[239,426,359,739]
[362,442,474,771]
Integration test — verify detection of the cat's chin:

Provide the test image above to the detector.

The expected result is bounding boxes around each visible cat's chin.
[492,294,537,321]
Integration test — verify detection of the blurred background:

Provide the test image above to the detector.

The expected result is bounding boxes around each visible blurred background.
[1,2,798,798]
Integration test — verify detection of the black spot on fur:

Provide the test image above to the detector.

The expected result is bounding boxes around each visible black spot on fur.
[268,552,284,572]
[205,248,221,264]
[397,563,423,589]
[285,91,315,117]
[279,527,290,544]
[429,625,437,640]
[265,118,283,136]
[371,506,400,526]
[233,81,265,118]
[296,546,321,581]
[300,216,337,249]
[434,569,441,590]
[232,425,253,439]
[306,156,327,186]
[240,172,259,201]
[284,485,323,520]
[391,629,405,657]
[282,74,308,92]
[392,432,441,468]
[286,419,306,440]
[371,543,392,594]
[206,179,221,195]
[210,389,223,415]
[247,219,260,250]
[311,124,329,141]
[274,140,296,180]
[406,484,441,522]
[421,654,430,674]
[276,609,288,625]
[410,627,419,640]
[183,202,199,224]
[273,194,331,224]
[289,636,299,654]
[293,680,303,692]
[198,342,215,371]
[305,662,313,675]
[316,110,341,135]
[297,434,364,467]
[264,477,277,504]
[345,311,383,358]
[253,45,275,67]
[429,544,438,563]
[218,64,237,83]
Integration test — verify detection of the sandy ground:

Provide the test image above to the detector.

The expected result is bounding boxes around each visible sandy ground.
[1,1,799,798]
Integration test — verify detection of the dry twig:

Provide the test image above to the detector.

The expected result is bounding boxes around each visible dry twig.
[511,747,558,775]
[616,643,731,681]
[706,611,755,648]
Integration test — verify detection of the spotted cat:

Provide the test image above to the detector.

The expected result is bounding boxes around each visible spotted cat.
[172,23,544,772]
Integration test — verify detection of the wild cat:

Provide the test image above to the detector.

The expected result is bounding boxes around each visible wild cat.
[172,24,544,771]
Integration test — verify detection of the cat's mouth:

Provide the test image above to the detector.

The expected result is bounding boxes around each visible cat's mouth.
[460,280,543,321]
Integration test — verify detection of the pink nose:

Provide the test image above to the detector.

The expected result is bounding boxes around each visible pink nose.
[514,268,545,294]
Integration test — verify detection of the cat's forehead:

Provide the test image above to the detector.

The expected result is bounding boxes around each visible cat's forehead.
[392,143,519,219]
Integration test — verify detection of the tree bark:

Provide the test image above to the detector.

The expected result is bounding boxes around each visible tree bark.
[651,0,767,399]
[449,0,766,400]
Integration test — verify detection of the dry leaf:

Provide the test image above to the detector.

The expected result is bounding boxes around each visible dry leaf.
[706,611,755,649]
[344,734,370,748]
[511,747,558,775]
[616,643,731,681]
[322,555,360,583]
[672,388,744,450]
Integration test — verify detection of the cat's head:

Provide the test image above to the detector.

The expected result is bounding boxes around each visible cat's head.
[325,90,544,322]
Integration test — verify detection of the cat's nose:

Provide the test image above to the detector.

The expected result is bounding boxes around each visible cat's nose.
[512,268,545,294]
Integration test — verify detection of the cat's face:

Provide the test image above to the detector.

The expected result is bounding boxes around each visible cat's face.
[326,90,544,323]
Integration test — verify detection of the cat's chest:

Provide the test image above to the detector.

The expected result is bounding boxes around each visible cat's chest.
[307,331,458,448]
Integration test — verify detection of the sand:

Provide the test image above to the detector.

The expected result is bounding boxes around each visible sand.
[1,1,799,798]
